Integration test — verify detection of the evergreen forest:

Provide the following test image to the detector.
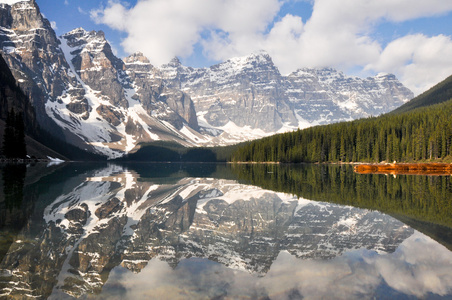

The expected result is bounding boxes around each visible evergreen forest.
[231,75,452,163]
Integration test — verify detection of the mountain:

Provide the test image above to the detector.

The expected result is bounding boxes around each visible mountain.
[0,1,204,158]
[159,52,413,143]
[285,68,412,125]
[231,73,452,163]
[0,50,35,130]
[159,53,299,143]
[0,43,70,159]
[0,0,414,158]
[390,73,452,114]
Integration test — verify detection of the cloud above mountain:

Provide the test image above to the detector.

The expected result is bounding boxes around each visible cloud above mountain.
[91,0,452,95]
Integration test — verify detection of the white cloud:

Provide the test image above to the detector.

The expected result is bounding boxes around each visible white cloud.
[371,232,452,297]
[92,0,452,95]
[366,34,452,95]
[91,0,282,66]
[50,21,58,30]
[91,1,129,31]
[78,6,87,15]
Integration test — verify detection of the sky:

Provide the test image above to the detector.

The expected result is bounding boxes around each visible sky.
[34,0,452,95]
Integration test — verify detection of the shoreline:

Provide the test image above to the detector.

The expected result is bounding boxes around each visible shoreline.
[0,157,64,164]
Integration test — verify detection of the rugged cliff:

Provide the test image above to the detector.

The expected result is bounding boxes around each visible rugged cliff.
[0,0,414,157]
[0,1,203,158]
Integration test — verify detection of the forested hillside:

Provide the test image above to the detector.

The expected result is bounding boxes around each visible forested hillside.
[390,74,452,114]
[231,75,452,163]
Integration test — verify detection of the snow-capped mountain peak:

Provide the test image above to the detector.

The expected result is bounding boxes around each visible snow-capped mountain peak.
[0,0,414,156]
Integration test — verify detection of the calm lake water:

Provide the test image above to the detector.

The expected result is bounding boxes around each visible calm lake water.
[1,162,452,299]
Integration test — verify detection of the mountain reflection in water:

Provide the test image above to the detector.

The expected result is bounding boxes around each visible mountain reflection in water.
[0,163,451,299]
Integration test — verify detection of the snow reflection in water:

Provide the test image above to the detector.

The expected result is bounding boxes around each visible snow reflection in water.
[0,163,451,299]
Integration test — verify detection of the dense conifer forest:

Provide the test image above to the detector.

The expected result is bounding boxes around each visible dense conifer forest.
[231,75,452,163]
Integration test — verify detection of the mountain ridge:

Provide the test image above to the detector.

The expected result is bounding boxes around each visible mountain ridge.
[389,73,452,114]
[230,72,452,163]
[0,0,414,158]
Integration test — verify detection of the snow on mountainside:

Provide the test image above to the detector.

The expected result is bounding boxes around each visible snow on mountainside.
[160,51,414,138]
[285,68,413,125]
[50,28,204,158]
[0,0,414,157]
[0,1,204,158]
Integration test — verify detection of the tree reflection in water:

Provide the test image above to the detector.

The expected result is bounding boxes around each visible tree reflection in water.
[0,163,451,299]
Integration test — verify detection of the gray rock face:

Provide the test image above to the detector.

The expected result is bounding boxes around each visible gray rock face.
[0,0,414,155]
[63,28,128,109]
[285,68,414,125]
[123,52,198,130]
[160,52,298,132]
[159,52,414,139]
[0,0,73,124]
[0,1,201,157]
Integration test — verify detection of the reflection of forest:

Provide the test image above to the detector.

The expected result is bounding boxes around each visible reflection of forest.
[0,162,451,299]
[0,163,416,299]
[2,164,26,211]
[0,162,73,262]
[228,163,452,250]
[2,162,452,250]
[0,164,26,260]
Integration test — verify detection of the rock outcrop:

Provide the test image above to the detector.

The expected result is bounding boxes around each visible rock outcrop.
[0,1,203,158]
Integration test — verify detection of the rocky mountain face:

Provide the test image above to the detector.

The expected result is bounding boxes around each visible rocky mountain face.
[0,0,203,158]
[0,165,414,298]
[160,52,414,140]
[0,0,414,157]
[0,51,36,136]
[0,48,69,159]
[161,53,298,135]
[0,0,69,130]
[285,68,414,125]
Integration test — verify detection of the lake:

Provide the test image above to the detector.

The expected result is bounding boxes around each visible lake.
[1,162,452,299]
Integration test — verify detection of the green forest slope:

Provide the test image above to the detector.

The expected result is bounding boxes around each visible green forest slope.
[390,74,452,114]
[231,74,452,163]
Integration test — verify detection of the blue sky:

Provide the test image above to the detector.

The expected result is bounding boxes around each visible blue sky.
[36,0,452,95]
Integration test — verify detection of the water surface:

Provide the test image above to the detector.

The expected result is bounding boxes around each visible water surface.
[0,163,452,299]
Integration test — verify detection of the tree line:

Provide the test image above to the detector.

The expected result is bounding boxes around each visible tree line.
[231,98,452,163]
